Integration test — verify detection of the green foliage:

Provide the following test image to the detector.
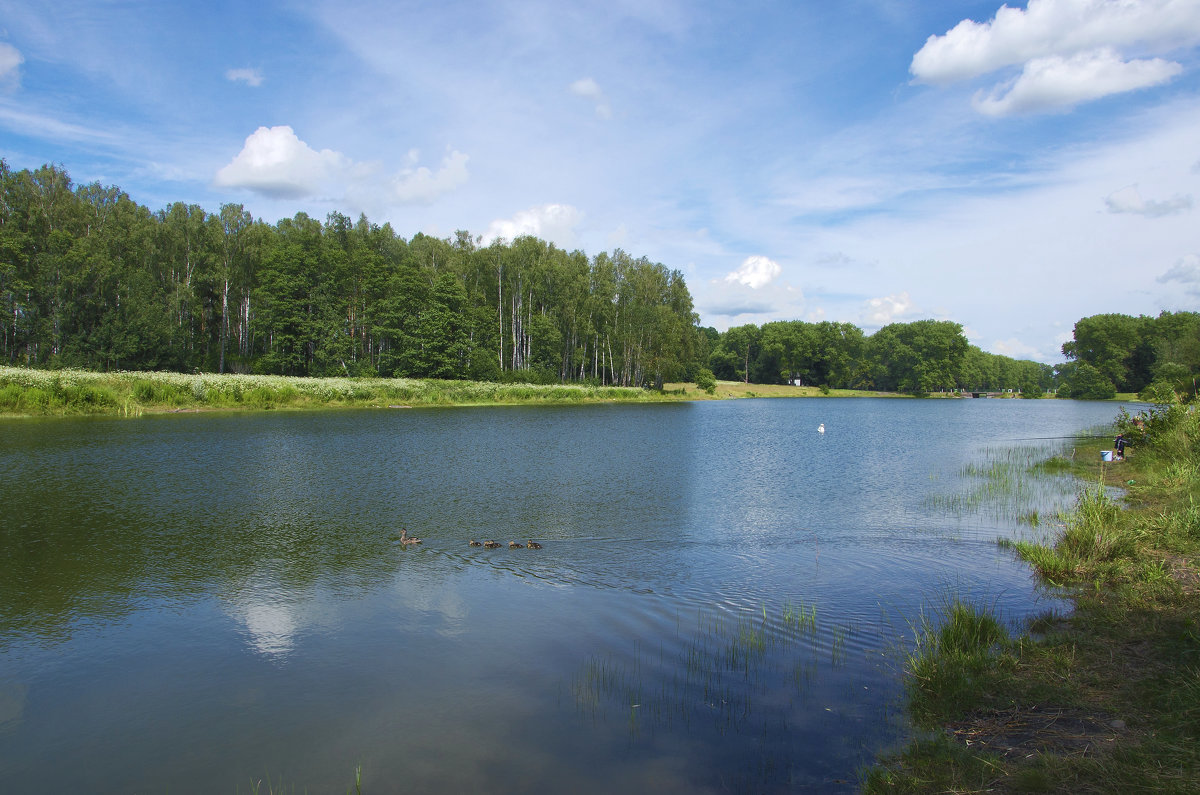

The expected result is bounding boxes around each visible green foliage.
[693,367,716,393]
[1058,362,1117,400]
[1062,311,1200,395]
[0,162,699,387]
[904,598,1011,725]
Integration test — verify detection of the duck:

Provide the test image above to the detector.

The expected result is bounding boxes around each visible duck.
[526,540,543,549]
[469,539,483,547]
[399,528,422,545]
[509,540,522,548]
[483,540,502,549]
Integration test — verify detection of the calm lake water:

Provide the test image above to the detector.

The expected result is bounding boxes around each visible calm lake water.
[0,397,1137,792]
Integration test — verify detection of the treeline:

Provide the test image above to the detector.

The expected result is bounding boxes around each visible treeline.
[0,162,696,386]
[1058,311,1200,401]
[701,319,1055,394]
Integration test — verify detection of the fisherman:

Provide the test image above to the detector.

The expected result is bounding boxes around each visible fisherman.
[1114,433,1127,461]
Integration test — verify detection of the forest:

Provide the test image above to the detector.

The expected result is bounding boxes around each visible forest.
[0,162,696,388]
[2,160,1195,401]
[1057,311,1200,401]
[702,319,1056,394]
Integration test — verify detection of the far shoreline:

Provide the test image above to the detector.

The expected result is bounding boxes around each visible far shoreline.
[0,366,1134,418]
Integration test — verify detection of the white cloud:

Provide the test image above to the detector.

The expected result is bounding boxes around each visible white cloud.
[723,255,781,289]
[214,125,349,199]
[912,0,1200,84]
[862,291,917,326]
[972,48,1182,115]
[225,67,264,87]
[0,43,23,87]
[482,203,583,248]
[913,0,1199,114]
[392,148,470,203]
[1105,185,1193,216]
[569,76,612,119]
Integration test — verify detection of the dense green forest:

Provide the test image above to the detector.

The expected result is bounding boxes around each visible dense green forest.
[3,161,1195,400]
[1057,311,1200,401]
[702,319,1056,395]
[0,162,696,387]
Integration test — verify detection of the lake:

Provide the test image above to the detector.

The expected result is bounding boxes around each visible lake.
[0,397,1136,792]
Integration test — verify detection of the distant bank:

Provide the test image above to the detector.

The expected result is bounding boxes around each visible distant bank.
[0,366,1125,417]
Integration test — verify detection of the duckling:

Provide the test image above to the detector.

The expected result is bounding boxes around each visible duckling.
[469,539,483,547]
[526,540,543,549]
[483,539,502,549]
[509,540,522,548]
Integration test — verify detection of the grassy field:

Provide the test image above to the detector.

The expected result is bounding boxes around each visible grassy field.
[865,402,1200,793]
[664,380,910,400]
[0,366,690,416]
[0,366,1132,417]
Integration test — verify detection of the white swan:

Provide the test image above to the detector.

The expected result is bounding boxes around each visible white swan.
[817,423,825,434]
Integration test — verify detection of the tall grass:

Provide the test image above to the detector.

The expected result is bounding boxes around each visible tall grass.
[924,444,1084,525]
[903,597,1011,725]
[0,365,675,416]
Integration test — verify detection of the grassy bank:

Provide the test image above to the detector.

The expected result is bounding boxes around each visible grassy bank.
[0,365,695,416]
[866,403,1200,793]
[665,380,907,399]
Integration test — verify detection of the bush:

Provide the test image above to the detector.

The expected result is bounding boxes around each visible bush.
[694,367,717,394]
[1059,363,1116,400]
[1139,380,1179,405]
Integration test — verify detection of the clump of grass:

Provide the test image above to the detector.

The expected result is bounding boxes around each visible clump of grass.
[904,597,1011,725]
[1011,482,1139,585]
[781,599,817,633]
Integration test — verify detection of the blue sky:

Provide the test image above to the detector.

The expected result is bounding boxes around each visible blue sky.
[2,0,1198,363]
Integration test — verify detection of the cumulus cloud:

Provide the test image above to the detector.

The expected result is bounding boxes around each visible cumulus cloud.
[972,48,1182,115]
[913,0,1200,114]
[862,291,917,326]
[723,255,781,289]
[214,125,349,199]
[392,148,470,203]
[225,68,264,87]
[0,43,23,87]
[1105,185,1193,216]
[569,77,612,119]
[215,127,469,205]
[482,204,583,248]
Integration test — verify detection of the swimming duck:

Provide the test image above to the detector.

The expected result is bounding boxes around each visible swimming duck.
[483,540,502,549]
[469,539,483,547]
[399,529,422,545]
[509,540,522,548]
[526,540,543,549]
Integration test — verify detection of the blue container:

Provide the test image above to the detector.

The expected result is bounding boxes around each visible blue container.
[1101,450,1114,462]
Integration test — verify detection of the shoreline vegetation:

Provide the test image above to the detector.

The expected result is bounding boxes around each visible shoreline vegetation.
[866,403,1200,793]
[0,365,1137,418]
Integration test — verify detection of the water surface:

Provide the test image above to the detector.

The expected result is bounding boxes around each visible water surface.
[0,398,1134,792]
